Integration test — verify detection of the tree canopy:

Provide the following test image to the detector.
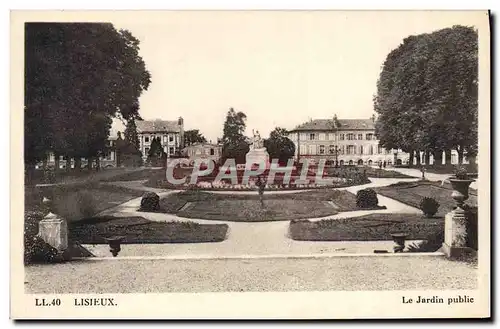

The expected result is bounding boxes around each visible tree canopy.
[373,25,478,164]
[184,129,207,146]
[221,108,249,164]
[263,127,295,164]
[25,23,151,168]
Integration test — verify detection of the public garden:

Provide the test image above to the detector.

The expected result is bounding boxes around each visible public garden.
[22,22,481,293]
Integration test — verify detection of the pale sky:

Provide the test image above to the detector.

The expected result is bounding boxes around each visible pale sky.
[110,10,485,142]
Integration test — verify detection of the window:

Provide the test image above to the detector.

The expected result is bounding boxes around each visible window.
[210,148,215,155]
[308,145,316,155]
[169,135,174,142]
[347,145,356,155]
[299,133,306,141]
[169,147,175,155]
[300,145,307,155]
[358,134,363,140]
[366,133,374,141]
[378,145,383,154]
[347,133,355,140]
[329,145,336,154]
[359,146,364,155]
[145,136,150,143]
[319,145,325,154]
[319,133,326,141]
[163,136,167,143]
[339,134,345,141]
[328,133,335,140]
[145,147,150,154]
[309,133,316,140]
[370,145,374,155]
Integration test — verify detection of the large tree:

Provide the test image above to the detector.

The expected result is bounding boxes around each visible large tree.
[184,129,207,146]
[263,127,295,164]
[24,23,151,177]
[373,25,477,166]
[221,108,249,164]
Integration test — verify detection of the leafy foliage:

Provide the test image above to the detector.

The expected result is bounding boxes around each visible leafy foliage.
[140,192,160,211]
[263,127,295,164]
[374,25,477,164]
[184,129,208,146]
[355,189,379,208]
[221,108,249,163]
[24,23,151,170]
[419,197,440,218]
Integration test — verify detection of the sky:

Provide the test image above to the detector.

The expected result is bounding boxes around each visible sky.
[110,10,485,142]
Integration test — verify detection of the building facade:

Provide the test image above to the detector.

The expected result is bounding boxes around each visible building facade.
[41,136,119,169]
[288,118,409,166]
[182,142,223,165]
[136,118,185,161]
[287,118,473,166]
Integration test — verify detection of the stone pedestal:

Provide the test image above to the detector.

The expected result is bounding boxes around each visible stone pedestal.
[245,148,270,167]
[442,208,472,258]
[38,212,68,251]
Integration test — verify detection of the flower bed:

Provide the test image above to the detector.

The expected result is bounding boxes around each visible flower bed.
[289,214,444,242]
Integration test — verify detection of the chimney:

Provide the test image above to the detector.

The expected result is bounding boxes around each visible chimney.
[178,117,184,148]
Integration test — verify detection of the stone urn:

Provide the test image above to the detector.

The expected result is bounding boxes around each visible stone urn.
[448,178,475,209]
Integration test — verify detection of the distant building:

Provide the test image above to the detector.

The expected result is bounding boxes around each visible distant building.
[287,117,472,166]
[42,136,119,169]
[136,117,184,161]
[287,118,408,166]
[182,142,222,165]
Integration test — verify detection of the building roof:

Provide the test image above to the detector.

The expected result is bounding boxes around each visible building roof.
[135,119,181,133]
[290,118,376,132]
[184,142,222,148]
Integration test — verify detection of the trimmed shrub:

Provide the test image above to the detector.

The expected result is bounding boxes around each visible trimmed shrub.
[140,192,160,211]
[419,197,440,218]
[355,189,378,208]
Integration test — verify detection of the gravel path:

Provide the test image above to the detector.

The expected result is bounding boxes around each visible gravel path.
[24,256,477,293]
[93,177,424,258]
[387,167,478,190]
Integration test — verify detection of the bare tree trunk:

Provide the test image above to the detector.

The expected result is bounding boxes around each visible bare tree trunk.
[424,151,430,165]
[25,163,35,186]
[407,149,414,167]
[416,151,421,166]
[87,157,93,170]
[457,148,464,165]
[74,158,82,172]
[433,150,443,166]
[95,157,100,171]
[54,153,60,173]
[445,149,452,165]
[65,156,71,172]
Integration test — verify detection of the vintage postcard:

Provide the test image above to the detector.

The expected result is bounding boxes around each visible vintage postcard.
[10,10,490,319]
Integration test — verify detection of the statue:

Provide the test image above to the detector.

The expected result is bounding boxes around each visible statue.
[251,129,263,150]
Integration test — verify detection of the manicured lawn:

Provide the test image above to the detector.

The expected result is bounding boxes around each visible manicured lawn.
[177,199,338,222]
[360,166,416,178]
[69,216,228,244]
[423,163,478,175]
[153,189,385,222]
[101,168,165,182]
[289,213,444,241]
[25,183,145,221]
[373,181,477,217]
[26,167,135,186]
